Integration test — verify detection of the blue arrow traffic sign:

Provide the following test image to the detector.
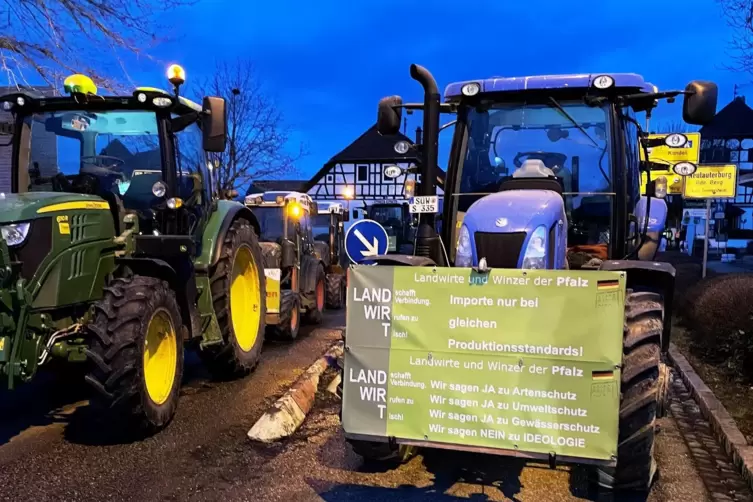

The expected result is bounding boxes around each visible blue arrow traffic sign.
[344,219,389,265]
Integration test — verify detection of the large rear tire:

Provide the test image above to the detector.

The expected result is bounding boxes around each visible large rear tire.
[325,273,344,310]
[200,218,267,380]
[595,289,664,492]
[270,290,301,340]
[85,276,184,434]
[304,265,325,325]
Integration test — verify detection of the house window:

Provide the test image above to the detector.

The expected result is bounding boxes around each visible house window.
[326,174,334,183]
[357,165,368,183]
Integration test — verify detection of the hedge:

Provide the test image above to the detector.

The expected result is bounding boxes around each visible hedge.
[681,273,753,379]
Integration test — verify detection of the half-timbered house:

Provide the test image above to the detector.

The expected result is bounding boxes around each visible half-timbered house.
[303,124,445,213]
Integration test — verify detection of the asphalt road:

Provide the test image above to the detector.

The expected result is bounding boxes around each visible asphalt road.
[0,310,751,502]
[0,311,344,502]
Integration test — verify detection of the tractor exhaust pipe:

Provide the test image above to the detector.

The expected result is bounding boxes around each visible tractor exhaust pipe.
[409,64,444,265]
[409,64,440,204]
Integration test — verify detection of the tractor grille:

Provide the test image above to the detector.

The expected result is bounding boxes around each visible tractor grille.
[474,231,526,269]
[10,217,53,281]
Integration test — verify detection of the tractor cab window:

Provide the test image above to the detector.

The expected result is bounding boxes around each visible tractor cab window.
[299,208,314,251]
[455,101,614,251]
[254,206,286,242]
[370,205,404,236]
[21,110,165,209]
[171,116,209,207]
[312,213,330,242]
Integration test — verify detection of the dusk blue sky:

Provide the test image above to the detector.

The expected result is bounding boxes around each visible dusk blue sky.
[117,0,742,179]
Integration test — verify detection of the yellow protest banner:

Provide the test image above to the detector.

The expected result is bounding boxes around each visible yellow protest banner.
[682,164,738,199]
[639,132,700,164]
[641,169,684,195]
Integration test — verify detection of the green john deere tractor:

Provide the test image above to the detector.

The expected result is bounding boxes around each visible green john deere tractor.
[0,67,267,434]
[244,191,326,340]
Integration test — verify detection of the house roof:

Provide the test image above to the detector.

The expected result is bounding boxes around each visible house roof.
[245,180,308,195]
[305,124,446,192]
[699,97,753,139]
[326,124,417,164]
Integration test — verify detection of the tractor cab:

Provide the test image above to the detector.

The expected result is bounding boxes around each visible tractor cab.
[442,74,670,267]
[244,191,315,245]
[312,201,348,268]
[362,200,415,254]
[375,71,716,269]
[1,68,226,241]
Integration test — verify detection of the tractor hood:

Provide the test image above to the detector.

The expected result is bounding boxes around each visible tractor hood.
[0,192,109,224]
[464,190,564,233]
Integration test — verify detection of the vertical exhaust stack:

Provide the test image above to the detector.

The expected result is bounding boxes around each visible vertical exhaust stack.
[409,64,445,265]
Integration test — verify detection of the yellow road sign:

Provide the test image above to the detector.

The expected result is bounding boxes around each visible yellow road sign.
[641,169,684,195]
[639,132,700,164]
[682,164,738,199]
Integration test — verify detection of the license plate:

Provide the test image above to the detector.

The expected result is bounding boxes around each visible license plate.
[409,196,438,214]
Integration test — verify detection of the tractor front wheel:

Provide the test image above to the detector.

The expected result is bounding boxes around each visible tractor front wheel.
[325,273,344,310]
[270,290,301,340]
[595,289,664,492]
[304,265,326,324]
[201,218,267,380]
[347,438,416,465]
[85,276,184,434]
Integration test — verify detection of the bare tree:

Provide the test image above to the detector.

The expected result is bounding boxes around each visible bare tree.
[0,0,195,92]
[718,0,753,74]
[654,120,700,134]
[196,59,306,193]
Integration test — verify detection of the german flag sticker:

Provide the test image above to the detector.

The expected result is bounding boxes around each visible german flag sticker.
[597,279,620,290]
[592,370,615,381]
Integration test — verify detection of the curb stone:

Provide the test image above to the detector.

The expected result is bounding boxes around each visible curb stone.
[668,343,753,492]
[248,340,344,443]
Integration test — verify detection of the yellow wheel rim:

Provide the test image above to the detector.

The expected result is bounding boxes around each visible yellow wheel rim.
[143,309,178,405]
[230,245,262,352]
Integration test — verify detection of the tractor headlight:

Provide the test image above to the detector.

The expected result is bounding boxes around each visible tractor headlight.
[455,224,472,267]
[1,222,31,246]
[521,225,547,270]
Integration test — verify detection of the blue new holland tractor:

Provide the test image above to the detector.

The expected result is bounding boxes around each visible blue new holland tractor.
[347,66,718,493]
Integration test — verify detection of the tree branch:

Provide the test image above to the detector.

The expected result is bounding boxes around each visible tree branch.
[194,58,308,193]
[0,0,197,92]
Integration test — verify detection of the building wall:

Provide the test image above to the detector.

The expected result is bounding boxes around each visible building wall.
[307,161,445,212]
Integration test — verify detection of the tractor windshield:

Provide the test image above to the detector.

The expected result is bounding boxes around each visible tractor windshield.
[454,101,614,248]
[312,213,330,242]
[369,205,404,231]
[254,206,286,242]
[18,109,163,202]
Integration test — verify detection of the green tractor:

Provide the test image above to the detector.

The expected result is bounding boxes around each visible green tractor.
[244,191,326,340]
[0,67,267,434]
[312,201,349,310]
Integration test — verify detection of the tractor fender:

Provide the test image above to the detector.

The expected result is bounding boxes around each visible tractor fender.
[598,259,676,353]
[300,254,322,295]
[115,256,196,339]
[194,200,261,271]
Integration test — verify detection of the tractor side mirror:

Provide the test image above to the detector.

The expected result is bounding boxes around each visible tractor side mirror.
[377,96,403,136]
[343,211,350,222]
[352,208,359,219]
[202,96,227,153]
[682,80,718,126]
